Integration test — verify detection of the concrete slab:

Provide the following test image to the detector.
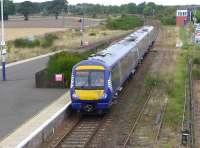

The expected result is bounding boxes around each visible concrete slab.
[0,93,70,148]
[0,54,65,140]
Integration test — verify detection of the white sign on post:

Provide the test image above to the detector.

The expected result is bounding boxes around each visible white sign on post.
[1,48,7,55]
[55,74,63,82]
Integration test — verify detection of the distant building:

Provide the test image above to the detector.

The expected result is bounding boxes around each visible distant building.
[176,6,194,27]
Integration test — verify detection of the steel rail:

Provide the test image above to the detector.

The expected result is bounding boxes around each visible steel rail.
[122,91,152,148]
[154,96,168,146]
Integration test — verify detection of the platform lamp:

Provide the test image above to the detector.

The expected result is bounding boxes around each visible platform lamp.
[80,4,84,47]
[1,0,6,81]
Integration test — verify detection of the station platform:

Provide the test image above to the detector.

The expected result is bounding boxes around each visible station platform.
[0,92,70,148]
[0,52,65,142]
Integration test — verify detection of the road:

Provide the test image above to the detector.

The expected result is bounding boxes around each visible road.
[0,56,65,140]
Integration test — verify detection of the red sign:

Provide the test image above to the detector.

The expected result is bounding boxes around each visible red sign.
[196,32,200,36]
[54,74,63,82]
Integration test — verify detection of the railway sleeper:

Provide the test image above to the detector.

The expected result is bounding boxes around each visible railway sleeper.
[64,137,89,141]
[61,144,85,148]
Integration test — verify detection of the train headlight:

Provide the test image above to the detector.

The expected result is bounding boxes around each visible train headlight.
[102,93,107,99]
[72,93,79,100]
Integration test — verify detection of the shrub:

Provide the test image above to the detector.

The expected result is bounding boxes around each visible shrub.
[182,42,193,49]
[14,38,40,48]
[102,32,107,36]
[89,32,96,36]
[40,34,58,48]
[106,15,144,30]
[193,57,200,65]
[193,66,200,80]
[46,52,90,87]
[161,16,176,25]
[13,34,58,48]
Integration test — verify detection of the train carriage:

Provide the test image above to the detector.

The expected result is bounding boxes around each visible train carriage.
[70,26,157,113]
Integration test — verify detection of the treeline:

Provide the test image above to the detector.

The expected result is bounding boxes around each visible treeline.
[71,2,176,25]
[106,15,144,30]
[195,9,200,23]
[2,0,68,20]
[3,0,176,25]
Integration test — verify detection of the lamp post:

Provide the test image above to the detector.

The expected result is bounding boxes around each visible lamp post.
[1,0,6,81]
[80,4,84,47]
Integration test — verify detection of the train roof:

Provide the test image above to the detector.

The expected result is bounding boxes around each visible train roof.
[88,26,154,68]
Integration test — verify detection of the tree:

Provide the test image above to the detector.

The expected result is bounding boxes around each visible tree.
[47,0,68,19]
[1,0,15,20]
[143,2,156,16]
[137,2,146,14]
[195,10,200,23]
[143,5,152,16]
[127,3,137,14]
[17,1,38,21]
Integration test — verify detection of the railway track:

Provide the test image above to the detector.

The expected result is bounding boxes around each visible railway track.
[188,59,195,148]
[44,46,157,148]
[122,90,152,148]
[154,96,168,146]
[51,77,140,148]
[121,43,170,147]
[52,116,104,148]
[44,72,150,148]
[121,91,168,148]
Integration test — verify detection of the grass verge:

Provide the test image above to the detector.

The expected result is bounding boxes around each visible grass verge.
[165,52,187,127]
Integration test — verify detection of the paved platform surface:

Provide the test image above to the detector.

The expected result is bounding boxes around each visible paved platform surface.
[0,93,70,148]
[0,55,65,140]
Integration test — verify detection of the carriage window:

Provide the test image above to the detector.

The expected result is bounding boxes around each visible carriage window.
[91,71,104,87]
[75,71,89,87]
[75,70,104,88]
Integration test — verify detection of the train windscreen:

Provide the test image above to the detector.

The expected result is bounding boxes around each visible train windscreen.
[75,71,104,89]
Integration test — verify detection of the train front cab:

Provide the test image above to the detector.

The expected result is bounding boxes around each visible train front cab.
[70,62,112,113]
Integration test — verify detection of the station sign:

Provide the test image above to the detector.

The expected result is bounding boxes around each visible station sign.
[1,48,7,55]
[196,32,200,36]
[54,74,64,82]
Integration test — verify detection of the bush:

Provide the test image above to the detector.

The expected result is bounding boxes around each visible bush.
[46,52,90,87]
[89,32,96,36]
[161,16,176,25]
[40,34,58,48]
[106,15,144,30]
[13,34,58,48]
[193,57,200,65]
[182,42,193,49]
[14,38,40,48]
[193,66,200,80]
[102,32,107,36]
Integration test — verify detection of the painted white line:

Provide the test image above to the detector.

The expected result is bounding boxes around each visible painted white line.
[0,50,63,70]
[15,101,71,148]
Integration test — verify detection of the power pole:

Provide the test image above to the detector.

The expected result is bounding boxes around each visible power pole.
[80,4,84,47]
[1,0,6,81]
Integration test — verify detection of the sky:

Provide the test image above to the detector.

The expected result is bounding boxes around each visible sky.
[13,0,200,6]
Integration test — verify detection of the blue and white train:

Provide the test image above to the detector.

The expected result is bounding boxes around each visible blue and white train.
[70,26,157,113]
